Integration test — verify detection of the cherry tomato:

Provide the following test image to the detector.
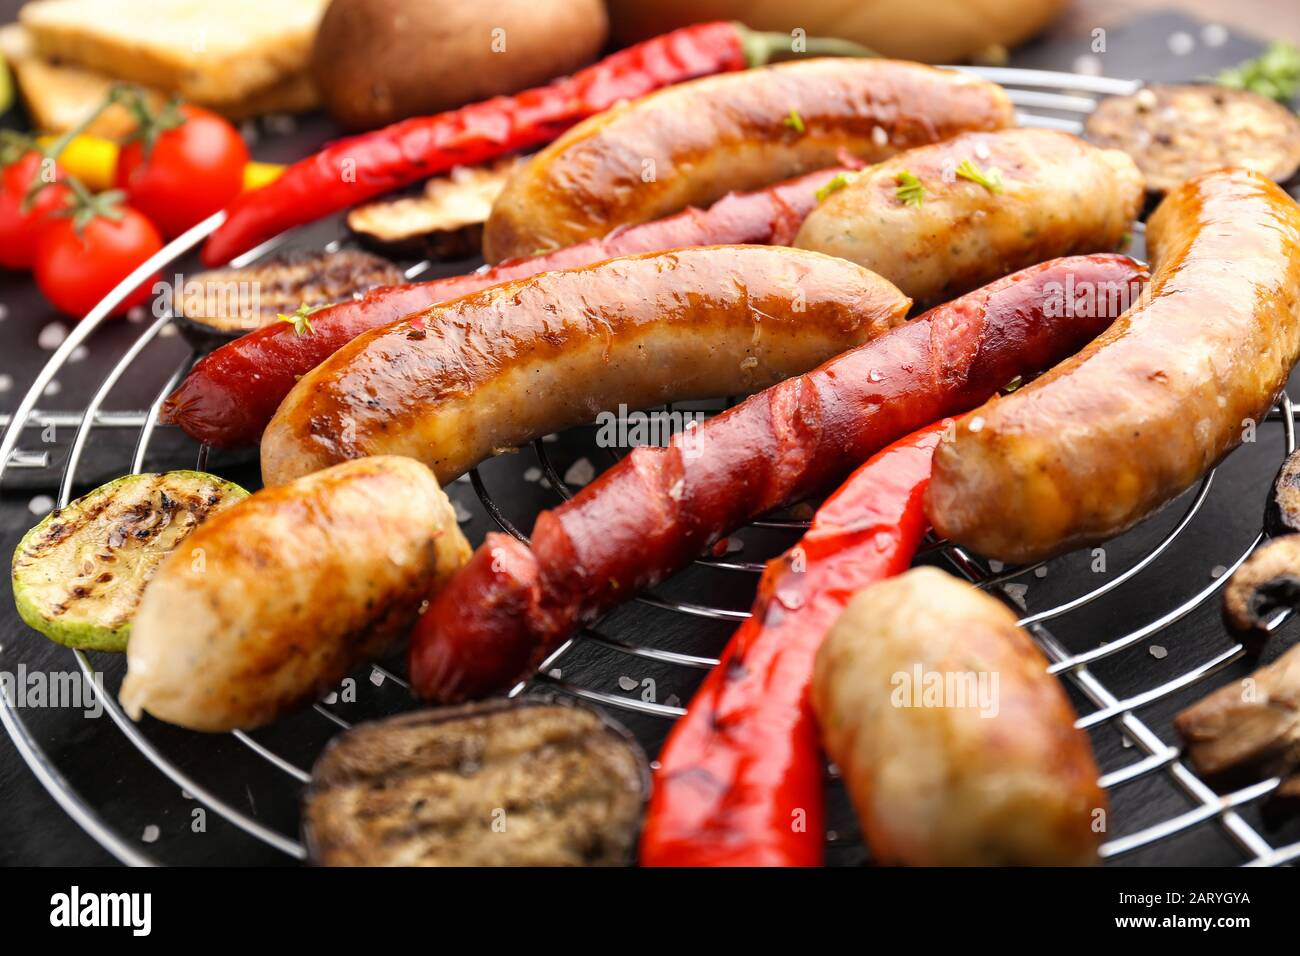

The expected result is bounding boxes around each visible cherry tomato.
[34,206,163,318]
[115,105,248,238]
[0,152,71,270]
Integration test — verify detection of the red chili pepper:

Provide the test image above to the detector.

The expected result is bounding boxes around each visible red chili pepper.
[640,421,947,867]
[201,23,873,266]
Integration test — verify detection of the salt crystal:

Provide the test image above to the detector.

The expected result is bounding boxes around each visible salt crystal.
[37,322,67,350]
[564,457,595,487]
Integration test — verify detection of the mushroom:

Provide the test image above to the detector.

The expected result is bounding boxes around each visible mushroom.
[1174,642,1300,795]
[1223,536,1300,638]
[1265,447,1300,537]
[1221,448,1300,639]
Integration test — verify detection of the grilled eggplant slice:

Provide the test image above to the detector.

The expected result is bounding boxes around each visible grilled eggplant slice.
[1085,84,1300,193]
[346,159,521,260]
[172,250,405,350]
[11,471,248,651]
[304,699,649,866]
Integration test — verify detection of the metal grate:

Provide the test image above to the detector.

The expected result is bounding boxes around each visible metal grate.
[2,66,1298,867]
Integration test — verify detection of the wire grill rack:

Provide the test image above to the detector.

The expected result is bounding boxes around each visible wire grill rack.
[2,66,1298,867]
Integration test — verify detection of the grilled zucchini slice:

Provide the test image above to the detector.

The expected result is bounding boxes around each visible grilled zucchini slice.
[11,471,248,651]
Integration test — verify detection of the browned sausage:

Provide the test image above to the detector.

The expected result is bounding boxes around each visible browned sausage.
[812,567,1107,865]
[482,58,1015,262]
[927,168,1300,563]
[259,245,911,487]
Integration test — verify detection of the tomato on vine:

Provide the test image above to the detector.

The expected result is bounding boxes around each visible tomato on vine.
[0,147,71,270]
[114,100,248,238]
[33,182,162,318]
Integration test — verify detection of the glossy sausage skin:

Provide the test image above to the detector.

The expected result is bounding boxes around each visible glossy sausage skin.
[796,129,1144,307]
[408,254,1148,703]
[260,246,911,488]
[927,168,1300,563]
[119,457,471,732]
[812,567,1106,866]
[483,58,1015,262]
[160,168,847,449]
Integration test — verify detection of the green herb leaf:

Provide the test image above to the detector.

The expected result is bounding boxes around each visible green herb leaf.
[277,302,326,336]
[955,158,1003,194]
[1214,41,1300,103]
[1000,375,1023,394]
[815,171,860,202]
[783,108,806,134]
[894,170,924,207]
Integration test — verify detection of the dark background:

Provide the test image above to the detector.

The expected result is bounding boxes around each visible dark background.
[2,2,1300,866]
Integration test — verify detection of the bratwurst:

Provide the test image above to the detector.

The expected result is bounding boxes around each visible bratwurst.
[408,255,1147,703]
[927,168,1300,563]
[795,129,1144,307]
[161,168,847,450]
[482,58,1015,262]
[120,457,470,732]
[259,246,911,487]
[813,567,1106,866]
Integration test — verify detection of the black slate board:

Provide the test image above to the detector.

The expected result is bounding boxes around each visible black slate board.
[1,8,1299,866]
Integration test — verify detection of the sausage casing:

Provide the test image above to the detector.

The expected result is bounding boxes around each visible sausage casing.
[812,567,1106,866]
[408,254,1147,704]
[119,456,471,732]
[795,129,1144,307]
[483,58,1014,262]
[260,245,911,487]
[161,168,846,450]
[928,168,1300,563]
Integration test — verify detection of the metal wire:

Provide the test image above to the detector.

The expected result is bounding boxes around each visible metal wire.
[0,66,1294,867]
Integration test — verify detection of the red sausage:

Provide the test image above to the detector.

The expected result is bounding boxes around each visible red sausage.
[408,254,1149,703]
[160,168,845,448]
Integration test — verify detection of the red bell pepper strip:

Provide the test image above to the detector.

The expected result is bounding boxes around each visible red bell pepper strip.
[640,421,947,867]
[201,23,872,265]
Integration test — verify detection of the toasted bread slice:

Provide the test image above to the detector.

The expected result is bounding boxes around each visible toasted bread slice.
[20,0,326,106]
[0,22,317,134]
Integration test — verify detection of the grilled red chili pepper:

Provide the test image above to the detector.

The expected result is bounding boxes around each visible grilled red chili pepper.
[640,422,946,867]
[164,167,845,447]
[202,23,871,265]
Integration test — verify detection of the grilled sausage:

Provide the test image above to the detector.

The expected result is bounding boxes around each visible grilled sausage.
[408,254,1148,703]
[812,567,1106,866]
[927,168,1300,563]
[795,129,1144,307]
[482,58,1015,262]
[259,246,912,488]
[161,168,847,449]
[119,457,471,732]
